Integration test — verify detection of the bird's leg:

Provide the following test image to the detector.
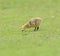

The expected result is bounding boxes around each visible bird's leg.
[37,26,39,30]
[34,27,37,31]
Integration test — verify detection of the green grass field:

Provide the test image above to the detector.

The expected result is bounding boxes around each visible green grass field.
[0,0,60,56]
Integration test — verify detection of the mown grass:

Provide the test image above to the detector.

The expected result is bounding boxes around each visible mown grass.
[0,0,60,56]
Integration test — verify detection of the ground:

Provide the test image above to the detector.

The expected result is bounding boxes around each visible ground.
[0,0,60,56]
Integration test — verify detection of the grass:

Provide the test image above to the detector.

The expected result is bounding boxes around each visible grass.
[0,0,60,56]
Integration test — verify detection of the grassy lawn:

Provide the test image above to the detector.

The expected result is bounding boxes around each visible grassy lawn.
[0,0,60,56]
